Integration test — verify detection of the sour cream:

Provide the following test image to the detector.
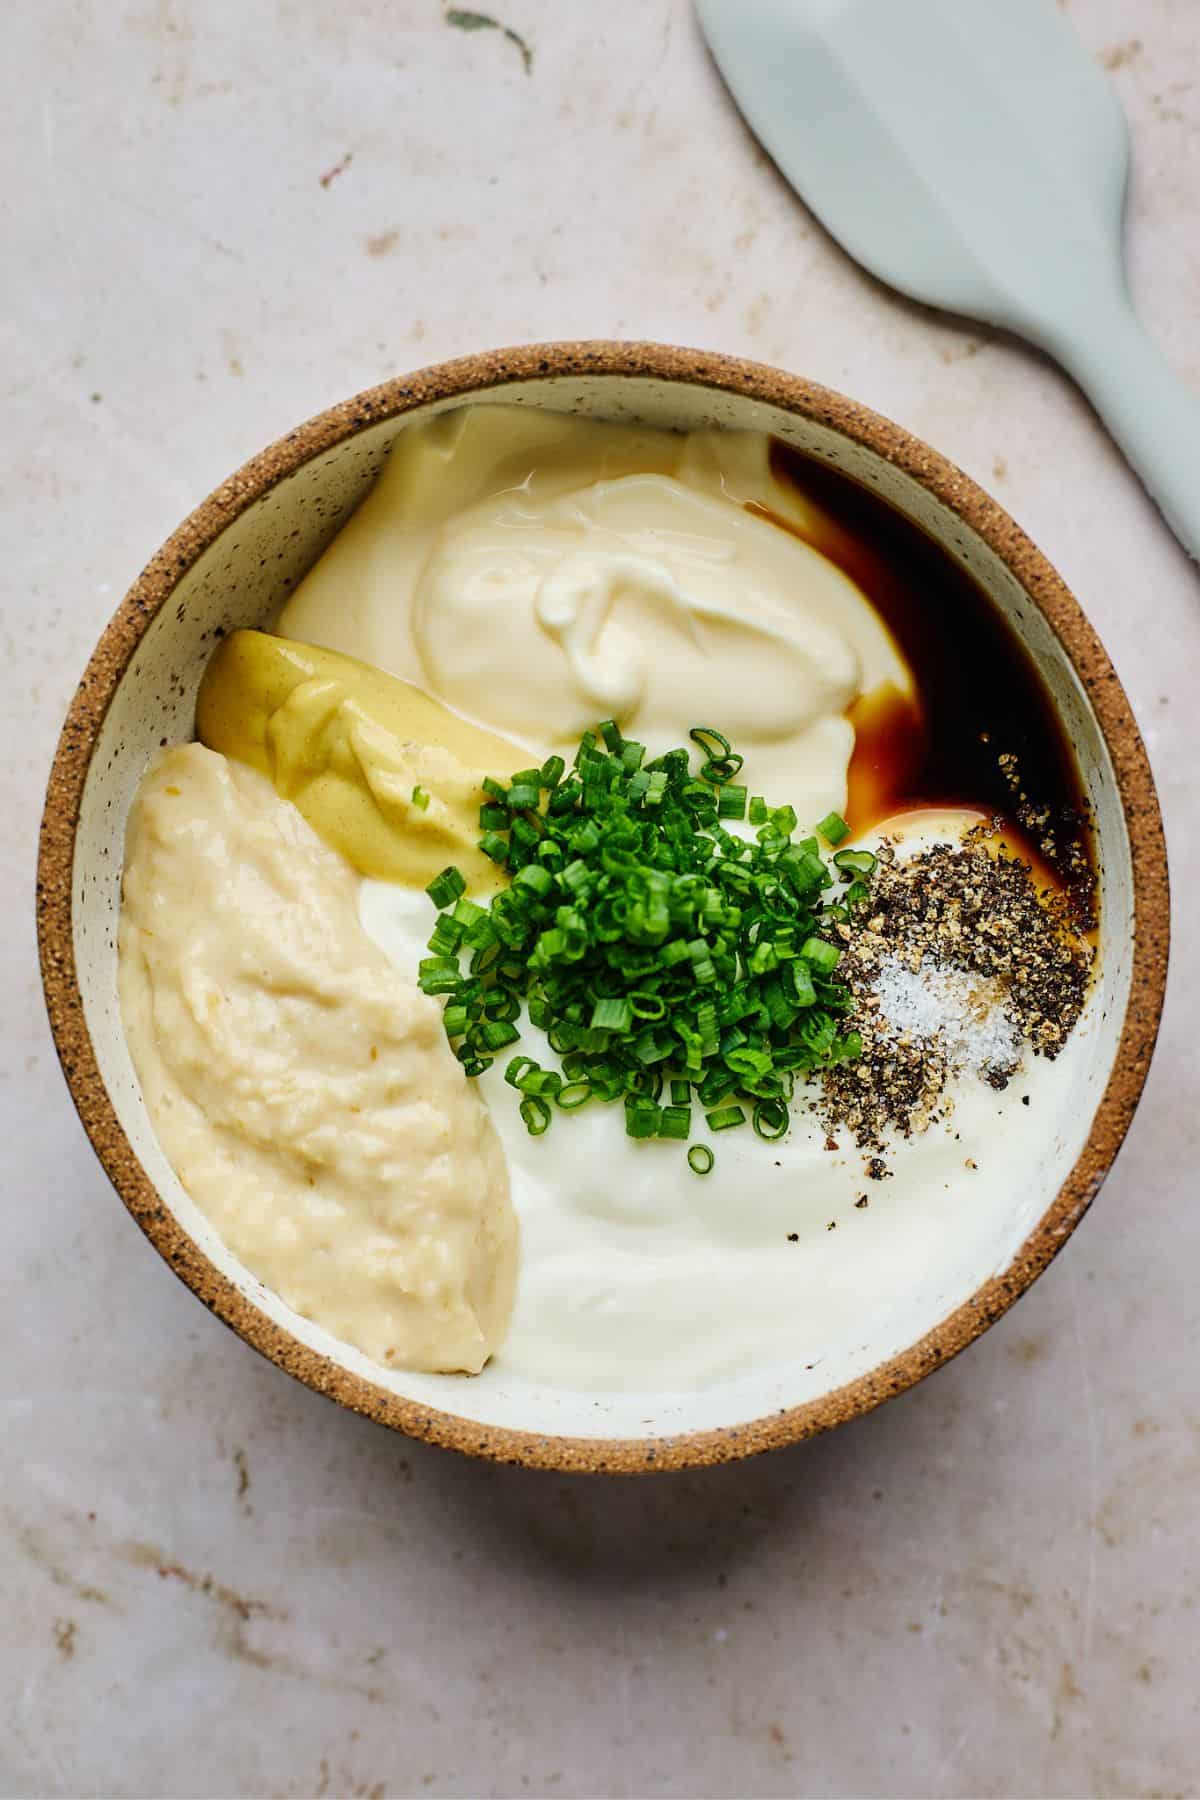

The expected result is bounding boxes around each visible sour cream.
[360,809,1086,1394]
[279,406,912,827]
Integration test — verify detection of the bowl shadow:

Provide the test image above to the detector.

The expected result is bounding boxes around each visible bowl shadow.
[327,1364,953,1589]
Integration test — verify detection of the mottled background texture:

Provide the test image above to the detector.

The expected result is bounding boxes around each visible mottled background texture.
[3,2,1198,1796]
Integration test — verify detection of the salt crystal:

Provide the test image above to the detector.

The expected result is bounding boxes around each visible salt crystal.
[871,955,1019,1075]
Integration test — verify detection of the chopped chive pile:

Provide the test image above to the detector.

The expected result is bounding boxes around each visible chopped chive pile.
[420,724,870,1171]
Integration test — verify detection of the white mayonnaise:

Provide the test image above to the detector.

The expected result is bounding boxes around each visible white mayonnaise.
[359,810,1083,1394]
[279,406,912,826]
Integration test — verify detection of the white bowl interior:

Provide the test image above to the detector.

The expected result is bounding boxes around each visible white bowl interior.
[73,377,1132,1441]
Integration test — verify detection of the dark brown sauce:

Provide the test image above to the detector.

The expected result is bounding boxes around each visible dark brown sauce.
[750,441,1095,922]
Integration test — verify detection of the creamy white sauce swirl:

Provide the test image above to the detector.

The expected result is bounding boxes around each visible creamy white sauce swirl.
[280,406,912,824]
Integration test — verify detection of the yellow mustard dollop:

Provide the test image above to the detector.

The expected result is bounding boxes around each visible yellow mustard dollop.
[195,630,522,891]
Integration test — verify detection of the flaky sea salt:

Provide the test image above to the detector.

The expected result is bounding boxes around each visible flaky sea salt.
[871,955,1019,1076]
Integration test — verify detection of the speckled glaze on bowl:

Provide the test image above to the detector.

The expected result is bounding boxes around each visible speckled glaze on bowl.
[37,342,1168,1472]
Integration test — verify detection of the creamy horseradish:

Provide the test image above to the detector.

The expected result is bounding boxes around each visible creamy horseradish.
[118,744,516,1373]
[116,406,1093,1387]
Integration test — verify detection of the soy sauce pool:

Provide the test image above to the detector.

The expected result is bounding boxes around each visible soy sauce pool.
[751,442,1096,925]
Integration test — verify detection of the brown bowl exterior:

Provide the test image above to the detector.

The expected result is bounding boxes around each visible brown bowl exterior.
[36,342,1169,1472]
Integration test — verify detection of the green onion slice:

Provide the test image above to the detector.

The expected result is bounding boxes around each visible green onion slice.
[658,1105,691,1140]
[519,1096,551,1137]
[425,865,466,908]
[815,811,850,846]
[833,848,877,877]
[752,1099,789,1141]
[705,1104,747,1132]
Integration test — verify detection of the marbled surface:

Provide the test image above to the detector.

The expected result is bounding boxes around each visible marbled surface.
[3,3,1198,1795]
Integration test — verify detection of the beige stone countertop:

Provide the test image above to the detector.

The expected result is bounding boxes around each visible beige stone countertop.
[3,2,1197,1795]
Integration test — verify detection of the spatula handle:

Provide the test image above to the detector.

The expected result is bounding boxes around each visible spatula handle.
[1047,296,1200,563]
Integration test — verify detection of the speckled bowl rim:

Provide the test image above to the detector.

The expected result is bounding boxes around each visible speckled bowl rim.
[37,341,1169,1473]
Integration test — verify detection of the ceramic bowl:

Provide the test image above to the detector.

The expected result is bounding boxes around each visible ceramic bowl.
[37,342,1168,1472]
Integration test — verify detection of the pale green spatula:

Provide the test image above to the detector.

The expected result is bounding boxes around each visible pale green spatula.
[696,0,1200,560]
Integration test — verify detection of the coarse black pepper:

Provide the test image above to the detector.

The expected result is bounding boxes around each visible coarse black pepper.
[820,837,1091,1151]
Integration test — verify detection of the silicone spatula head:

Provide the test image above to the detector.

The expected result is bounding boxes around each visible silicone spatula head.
[697,0,1130,341]
[697,0,1200,561]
